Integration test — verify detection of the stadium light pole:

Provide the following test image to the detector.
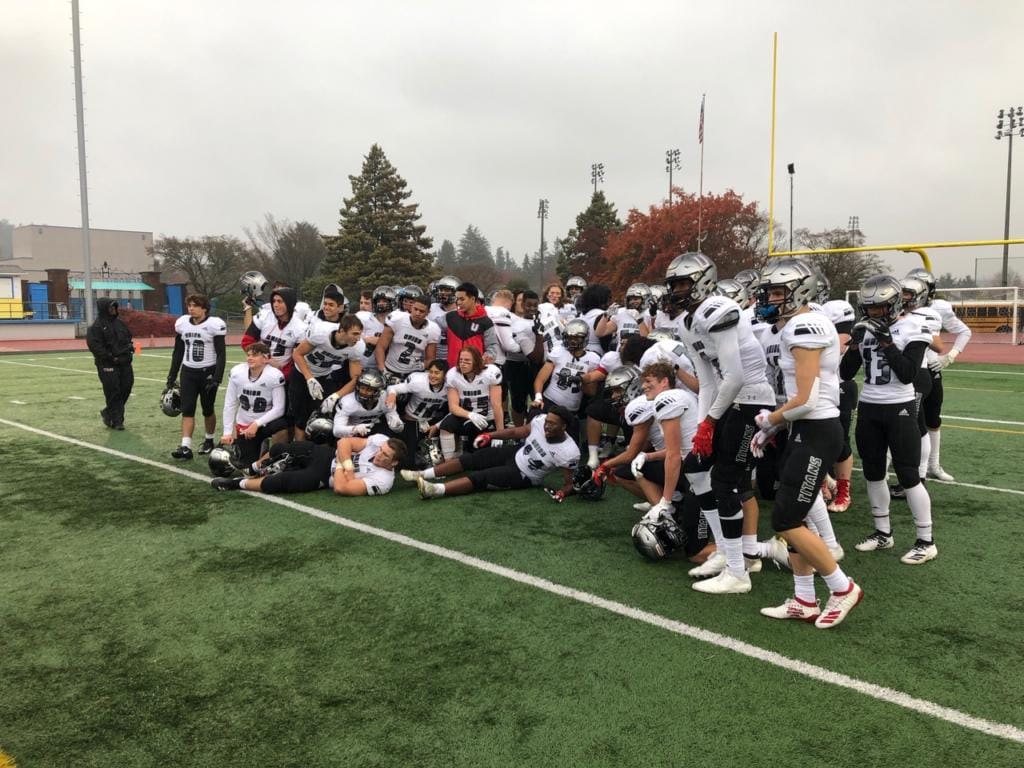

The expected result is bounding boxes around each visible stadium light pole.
[72,0,95,324]
[591,163,605,195]
[848,215,860,245]
[787,163,795,251]
[537,198,549,290]
[665,149,681,205]
[995,106,1023,287]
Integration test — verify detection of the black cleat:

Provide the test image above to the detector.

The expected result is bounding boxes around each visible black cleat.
[171,445,194,460]
[197,438,216,455]
[100,409,113,428]
[211,477,242,491]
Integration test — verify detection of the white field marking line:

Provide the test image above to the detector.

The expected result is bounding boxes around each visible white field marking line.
[850,467,1024,497]
[2,417,1024,745]
[943,415,1024,427]
[0,359,166,384]
[945,369,1024,376]
[68,396,85,401]
[9,401,26,405]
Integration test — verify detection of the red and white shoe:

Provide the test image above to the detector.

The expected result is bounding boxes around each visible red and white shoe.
[827,479,851,512]
[760,596,821,622]
[815,581,864,629]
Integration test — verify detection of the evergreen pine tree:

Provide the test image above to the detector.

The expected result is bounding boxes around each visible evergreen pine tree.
[435,239,458,271]
[556,191,621,281]
[456,225,494,267]
[315,144,434,297]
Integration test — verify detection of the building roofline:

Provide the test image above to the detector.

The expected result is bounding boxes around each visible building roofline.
[15,224,153,237]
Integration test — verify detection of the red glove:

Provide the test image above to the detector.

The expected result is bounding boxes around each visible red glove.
[692,417,716,457]
[472,433,492,449]
[593,463,611,486]
[545,488,566,503]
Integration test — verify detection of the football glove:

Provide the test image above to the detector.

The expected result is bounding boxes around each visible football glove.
[630,452,647,479]
[643,498,675,522]
[532,314,545,336]
[750,428,777,459]
[385,412,404,432]
[604,303,621,320]
[754,408,774,432]
[473,433,492,449]
[307,378,325,400]
[592,463,611,486]
[692,418,716,457]
[544,488,566,503]
[321,393,340,415]
[350,424,371,437]
[466,412,490,430]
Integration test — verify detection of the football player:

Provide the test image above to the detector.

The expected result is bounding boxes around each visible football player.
[437,346,504,459]
[905,267,973,481]
[331,370,402,439]
[532,319,604,443]
[668,253,776,594]
[165,293,227,459]
[220,342,288,471]
[843,275,936,564]
[355,286,396,373]
[504,290,545,426]
[376,294,440,380]
[405,406,580,500]
[751,258,862,628]
[241,287,306,376]
[429,275,460,363]
[385,359,451,468]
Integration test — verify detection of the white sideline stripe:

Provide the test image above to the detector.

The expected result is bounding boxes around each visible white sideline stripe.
[0,359,166,384]
[851,467,1024,497]
[2,417,1023,745]
[943,415,1024,427]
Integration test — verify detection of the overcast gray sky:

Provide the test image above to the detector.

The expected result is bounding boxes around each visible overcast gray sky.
[3,0,1022,280]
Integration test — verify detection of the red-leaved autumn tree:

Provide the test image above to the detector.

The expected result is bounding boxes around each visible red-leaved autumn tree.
[592,189,771,296]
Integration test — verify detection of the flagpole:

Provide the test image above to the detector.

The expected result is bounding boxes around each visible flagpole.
[697,94,705,253]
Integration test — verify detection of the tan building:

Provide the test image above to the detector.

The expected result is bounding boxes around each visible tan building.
[10,224,156,281]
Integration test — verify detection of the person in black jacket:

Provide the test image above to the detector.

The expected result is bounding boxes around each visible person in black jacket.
[86,297,135,429]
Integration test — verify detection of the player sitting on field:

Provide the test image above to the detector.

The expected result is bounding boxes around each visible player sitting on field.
[220,342,288,471]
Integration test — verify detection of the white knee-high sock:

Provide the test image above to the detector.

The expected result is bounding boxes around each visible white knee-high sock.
[440,433,458,460]
[905,483,933,542]
[806,495,838,548]
[919,433,931,479]
[928,429,941,469]
[866,480,892,535]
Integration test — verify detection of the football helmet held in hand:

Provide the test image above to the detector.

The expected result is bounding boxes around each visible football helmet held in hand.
[160,386,182,417]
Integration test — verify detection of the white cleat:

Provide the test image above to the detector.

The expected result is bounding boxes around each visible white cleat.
[900,540,938,565]
[815,580,864,629]
[687,551,726,579]
[744,556,763,574]
[926,465,955,482]
[760,597,821,622]
[417,476,441,499]
[400,469,422,482]
[854,530,894,552]
[692,569,752,594]
[633,502,652,513]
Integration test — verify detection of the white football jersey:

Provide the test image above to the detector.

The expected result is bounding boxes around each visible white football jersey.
[911,306,943,368]
[222,362,286,429]
[355,311,386,371]
[513,414,581,484]
[504,315,537,363]
[753,321,787,406]
[609,307,642,347]
[930,298,973,354]
[639,339,696,381]
[485,305,519,365]
[543,347,601,411]
[330,433,395,496]
[856,313,932,405]
[778,310,841,420]
[175,314,227,370]
[677,297,775,419]
[653,386,699,456]
[534,309,564,355]
[253,311,307,370]
[623,395,665,451]
[581,308,606,355]
[649,309,679,332]
[390,371,449,422]
[333,391,394,437]
[384,314,440,375]
[446,364,503,421]
[428,302,451,359]
[597,350,621,374]
[303,317,366,377]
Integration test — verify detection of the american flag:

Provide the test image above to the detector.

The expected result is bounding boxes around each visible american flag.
[698,94,705,145]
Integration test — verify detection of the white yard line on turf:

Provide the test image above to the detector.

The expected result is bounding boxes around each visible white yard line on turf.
[2,416,1023,746]
[0,359,167,384]
[945,369,1024,376]
[943,415,1024,427]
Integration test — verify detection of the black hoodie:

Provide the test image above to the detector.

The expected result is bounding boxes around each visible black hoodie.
[87,298,134,366]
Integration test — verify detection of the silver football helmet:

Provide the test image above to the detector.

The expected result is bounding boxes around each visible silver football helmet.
[648,284,668,314]
[733,268,760,291]
[624,283,651,312]
[563,319,589,353]
[901,276,930,312]
[372,285,397,314]
[208,445,241,478]
[905,267,936,303]
[645,328,679,343]
[239,270,267,301]
[603,365,641,405]
[859,275,904,326]
[631,516,686,560]
[566,275,587,299]
[304,414,335,444]
[756,258,818,321]
[160,386,181,417]
[355,370,385,409]
[665,252,717,311]
[713,278,750,309]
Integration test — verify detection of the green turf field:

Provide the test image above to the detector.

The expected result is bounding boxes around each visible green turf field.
[1,350,1023,767]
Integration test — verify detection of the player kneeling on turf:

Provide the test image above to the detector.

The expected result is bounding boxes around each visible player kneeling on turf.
[220,342,288,471]
[402,405,580,500]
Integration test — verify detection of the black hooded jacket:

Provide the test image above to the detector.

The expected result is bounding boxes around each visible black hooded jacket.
[87,298,134,366]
